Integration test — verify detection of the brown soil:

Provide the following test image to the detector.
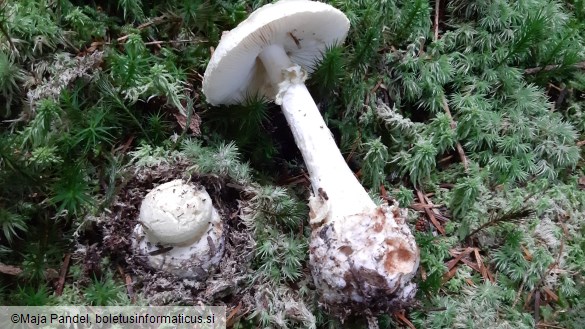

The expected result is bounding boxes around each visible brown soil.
[77,160,256,309]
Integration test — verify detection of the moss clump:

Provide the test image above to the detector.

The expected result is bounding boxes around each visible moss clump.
[0,1,584,328]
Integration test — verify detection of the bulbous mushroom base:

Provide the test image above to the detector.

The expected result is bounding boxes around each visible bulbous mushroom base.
[132,212,225,280]
[309,204,419,315]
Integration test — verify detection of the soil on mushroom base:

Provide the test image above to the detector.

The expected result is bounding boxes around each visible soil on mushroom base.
[76,160,255,307]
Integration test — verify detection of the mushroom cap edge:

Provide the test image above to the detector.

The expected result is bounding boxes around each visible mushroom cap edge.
[202,0,350,106]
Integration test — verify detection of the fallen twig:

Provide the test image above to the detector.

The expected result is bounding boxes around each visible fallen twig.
[444,248,495,283]
[534,290,541,324]
[379,184,391,203]
[536,323,567,329]
[524,61,585,74]
[441,96,469,171]
[512,279,526,308]
[117,266,135,303]
[433,0,440,42]
[443,247,474,282]
[431,0,468,171]
[0,262,22,276]
[144,39,206,46]
[55,254,71,296]
[542,286,559,302]
[117,15,178,43]
[473,248,494,282]
[393,309,416,329]
[438,155,454,164]
[83,15,189,54]
[416,189,445,235]
[226,302,243,327]
[0,262,59,279]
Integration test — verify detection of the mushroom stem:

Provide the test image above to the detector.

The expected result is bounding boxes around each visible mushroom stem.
[259,45,293,86]
[259,44,375,223]
[281,83,376,220]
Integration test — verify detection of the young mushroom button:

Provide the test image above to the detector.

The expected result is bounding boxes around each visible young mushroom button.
[203,0,419,313]
[132,179,224,280]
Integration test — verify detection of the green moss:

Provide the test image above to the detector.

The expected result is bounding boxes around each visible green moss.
[0,0,584,327]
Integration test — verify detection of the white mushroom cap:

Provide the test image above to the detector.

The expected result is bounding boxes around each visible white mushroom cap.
[138,179,215,245]
[132,179,225,279]
[203,0,350,105]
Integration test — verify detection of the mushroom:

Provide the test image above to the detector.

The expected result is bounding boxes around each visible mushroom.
[132,179,224,280]
[203,0,419,312]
